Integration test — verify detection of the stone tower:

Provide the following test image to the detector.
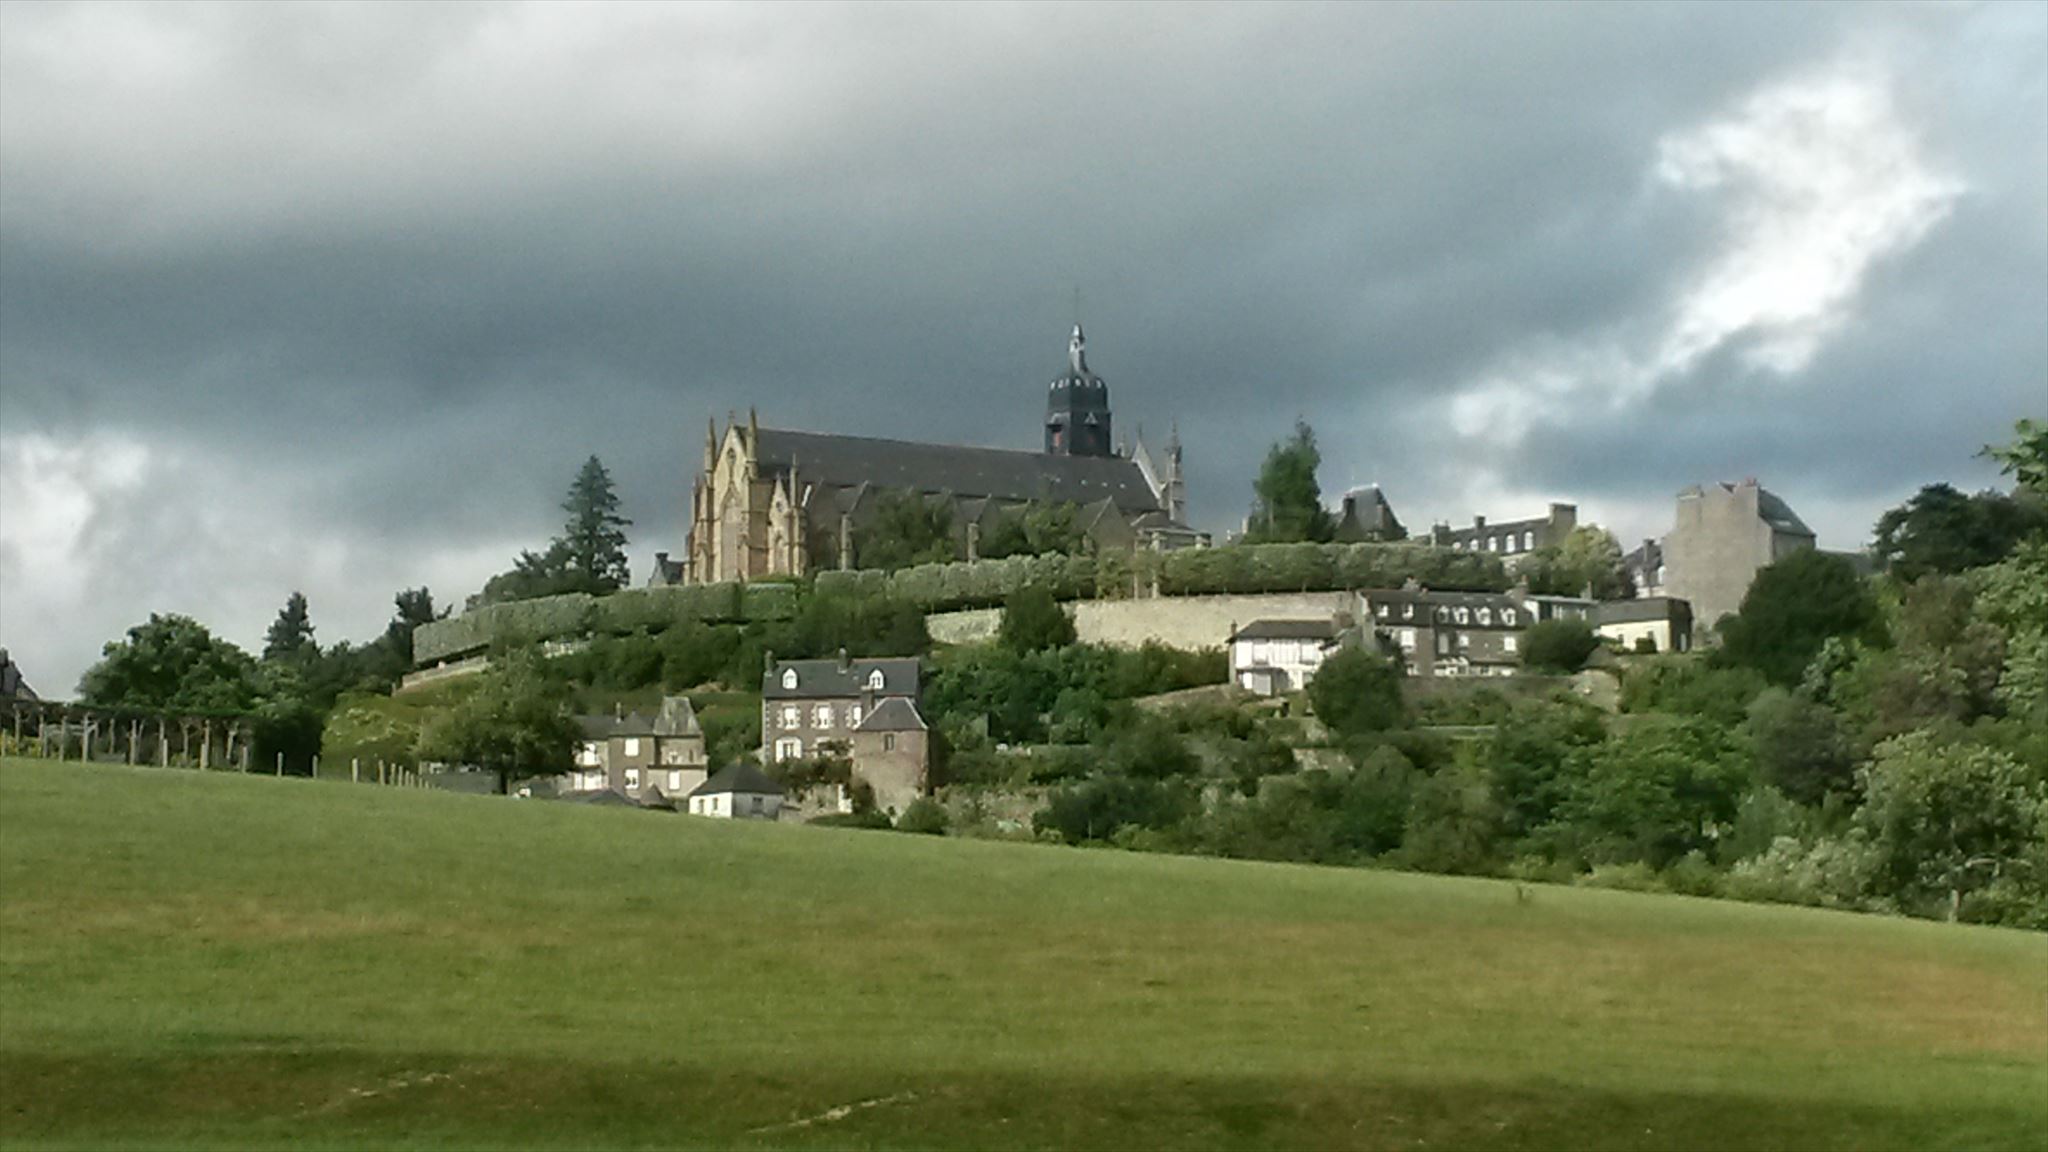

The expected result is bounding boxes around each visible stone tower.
[1044,324,1113,457]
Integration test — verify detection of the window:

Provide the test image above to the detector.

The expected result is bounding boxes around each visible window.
[623,737,640,756]
[1488,537,1498,552]
[1402,604,1414,620]
[1523,530,1535,550]
[867,669,886,690]
[668,771,682,791]
[850,705,864,728]
[1457,632,1471,649]
[750,795,764,814]
[1376,603,1389,619]
[781,668,798,690]
[1454,607,1469,624]
[1503,608,1517,626]
[774,737,802,762]
[780,705,800,729]
[813,704,833,728]
[883,733,896,752]
[1503,636,1518,654]
[625,768,641,790]
[1398,628,1416,651]
[1477,608,1491,626]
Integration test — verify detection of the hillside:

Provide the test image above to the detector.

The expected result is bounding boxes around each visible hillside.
[2,759,2043,1151]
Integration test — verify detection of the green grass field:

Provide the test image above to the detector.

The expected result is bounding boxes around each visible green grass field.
[2,758,2043,1151]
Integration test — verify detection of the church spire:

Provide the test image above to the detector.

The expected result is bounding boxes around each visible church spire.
[1069,324,1088,375]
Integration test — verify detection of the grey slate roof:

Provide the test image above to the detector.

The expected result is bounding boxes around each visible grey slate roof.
[1595,597,1694,625]
[855,697,928,733]
[689,763,784,798]
[1753,488,1814,538]
[753,427,1164,513]
[576,696,703,740]
[764,656,921,700]
[1230,619,1340,641]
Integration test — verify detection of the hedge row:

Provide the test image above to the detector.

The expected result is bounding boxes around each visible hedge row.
[814,542,1508,614]
[413,581,798,665]
[414,545,1505,665]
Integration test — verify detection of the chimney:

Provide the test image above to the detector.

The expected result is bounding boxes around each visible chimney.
[655,551,669,566]
[1473,515,1486,530]
[837,647,850,673]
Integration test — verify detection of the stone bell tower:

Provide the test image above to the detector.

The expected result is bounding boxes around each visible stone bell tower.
[1044,324,1113,457]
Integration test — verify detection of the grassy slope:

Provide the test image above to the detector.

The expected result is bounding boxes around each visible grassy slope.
[1,759,2043,1151]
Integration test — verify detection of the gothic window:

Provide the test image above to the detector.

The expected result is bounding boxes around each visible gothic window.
[1503,608,1517,626]
[867,669,885,690]
[781,668,798,690]
[1477,608,1491,626]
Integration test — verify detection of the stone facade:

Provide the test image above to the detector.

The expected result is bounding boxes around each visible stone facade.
[1662,480,1815,631]
[569,697,707,801]
[678,329,1204,585]
[848,697,931,815]
[1430,503,1577,568]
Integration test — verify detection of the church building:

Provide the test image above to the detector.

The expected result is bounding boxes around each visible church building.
[678,326,1205,584]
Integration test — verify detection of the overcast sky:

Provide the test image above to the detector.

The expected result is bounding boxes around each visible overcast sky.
[3,1,2044,695]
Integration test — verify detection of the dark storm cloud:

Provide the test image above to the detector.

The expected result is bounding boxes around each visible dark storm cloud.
[2,1,2042,690]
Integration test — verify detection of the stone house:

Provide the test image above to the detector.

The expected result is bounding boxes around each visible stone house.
[1595,598,1695,654]
[1331,486,1404,543]
[686,764,784,820]
[1362,587,1533,678]
[569,696,707,801]
[849,697,931,815]
[1662,479,1815,631]
[763,652,934,814]
[676,327,1204,585]
[1429,503,1578,568]
[1228,618,1341,695]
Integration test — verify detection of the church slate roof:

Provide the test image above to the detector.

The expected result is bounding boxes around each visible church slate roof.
[752,428,1163,513]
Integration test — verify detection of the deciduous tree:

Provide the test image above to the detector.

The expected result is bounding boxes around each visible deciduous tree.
[1305,644,1403,737]
[1717,550,1883,687]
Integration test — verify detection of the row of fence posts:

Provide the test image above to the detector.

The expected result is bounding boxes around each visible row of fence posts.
[6,703,430,790]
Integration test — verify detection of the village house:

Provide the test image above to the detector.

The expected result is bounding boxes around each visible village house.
[848,697,932,814]
[1228,619,1342,696]
[1429,503,1578,568]
[1660,479,1817,631]
[1595,598,1695,654]
[762,652,930,812]
[686,764,785,820]
[1361,586,1534,678]
[567,696,707,801]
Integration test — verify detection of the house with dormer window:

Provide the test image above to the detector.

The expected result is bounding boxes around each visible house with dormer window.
[761,650,930,814]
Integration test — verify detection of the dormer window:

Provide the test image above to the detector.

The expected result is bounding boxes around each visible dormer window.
[1477,608,1492,626]
[781,668,797,690]
[1454,607,1469,624]
[1503,608,1517,626]
[866,669,885,691]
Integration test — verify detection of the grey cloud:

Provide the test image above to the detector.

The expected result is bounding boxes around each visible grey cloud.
[1,2,2042,690]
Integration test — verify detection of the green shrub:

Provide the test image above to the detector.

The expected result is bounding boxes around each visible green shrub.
[896,797,950,835]
[1522,619,1600,673]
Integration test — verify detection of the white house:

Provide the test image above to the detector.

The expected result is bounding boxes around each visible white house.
[685,764,785,820]
[1594,597,1695,654]
[1228,618,1341,695]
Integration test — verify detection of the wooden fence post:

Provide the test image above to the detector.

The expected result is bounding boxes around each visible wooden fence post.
[311,755,320,779]
[352,758,360,783]
[275,752,284,777]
